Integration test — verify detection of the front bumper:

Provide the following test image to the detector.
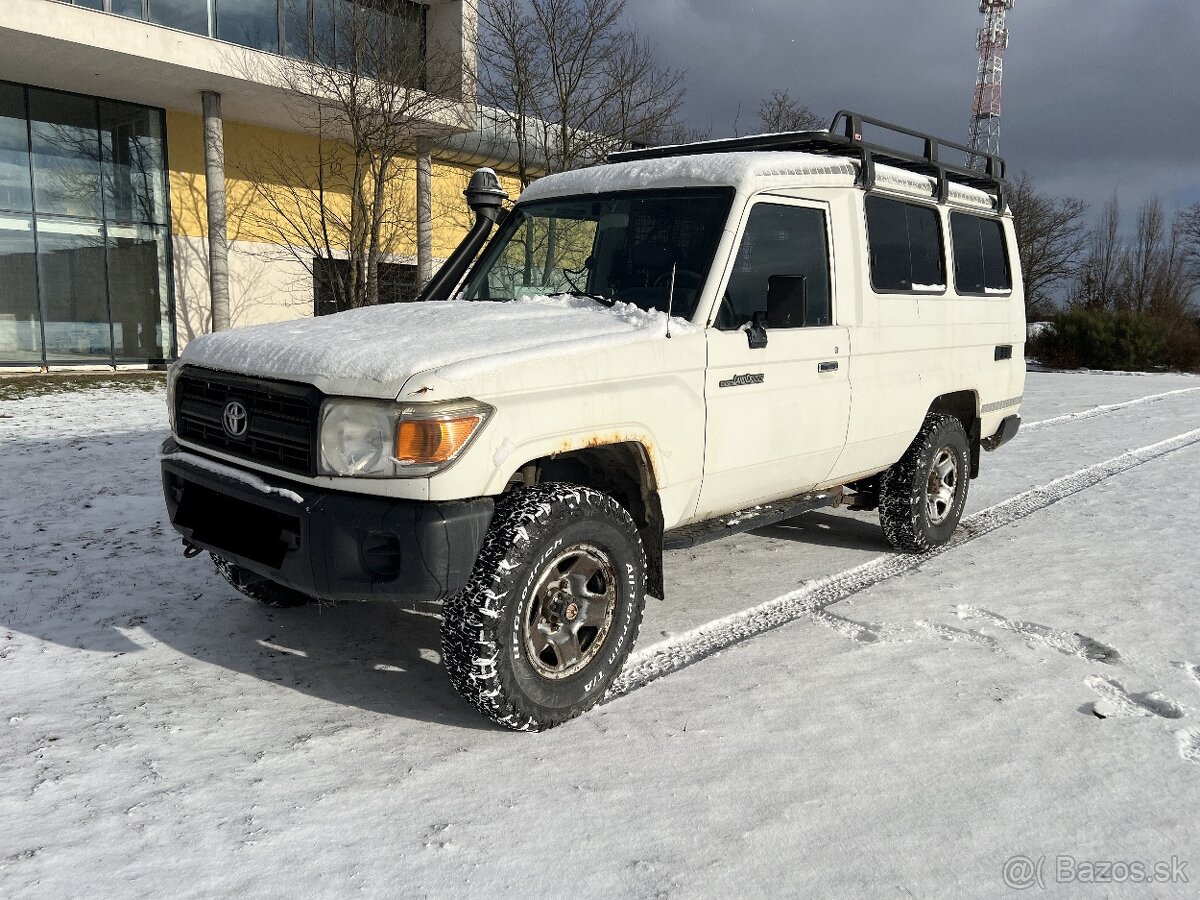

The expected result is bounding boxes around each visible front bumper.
[160,440,493,603]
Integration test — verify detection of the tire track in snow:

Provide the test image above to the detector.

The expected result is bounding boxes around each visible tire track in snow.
[604,427,1200,703]
[1023,387,1200,433]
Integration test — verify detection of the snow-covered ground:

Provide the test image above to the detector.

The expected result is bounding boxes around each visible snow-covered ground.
[2,371,1199,898]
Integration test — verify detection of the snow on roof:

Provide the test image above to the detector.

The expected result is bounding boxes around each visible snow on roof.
[518,150,999,212]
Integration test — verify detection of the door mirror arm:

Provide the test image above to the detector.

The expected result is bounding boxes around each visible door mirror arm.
[746,311,768,349]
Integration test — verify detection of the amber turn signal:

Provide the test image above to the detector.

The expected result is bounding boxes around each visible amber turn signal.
[394,415,483,465]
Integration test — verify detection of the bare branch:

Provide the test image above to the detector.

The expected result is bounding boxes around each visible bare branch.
[479,0,685,184]
[757,89,825,133]
[1007,172,1088,316]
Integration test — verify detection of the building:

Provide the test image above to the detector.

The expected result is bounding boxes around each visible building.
[0,0,522,371]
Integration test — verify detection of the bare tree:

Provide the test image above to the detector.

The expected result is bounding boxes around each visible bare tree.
[1073,195,1194,318]
[756,89,825,133]
[1124,197,1168,315]
[1113,197,1191,317]
[1072,195,1122,311]
[235,0,466,310]
[1006,172,1088,316]
[1179,201,1200,285]
[479,0,685,186]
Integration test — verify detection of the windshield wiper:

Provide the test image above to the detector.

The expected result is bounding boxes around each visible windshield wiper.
[546,290,617,308]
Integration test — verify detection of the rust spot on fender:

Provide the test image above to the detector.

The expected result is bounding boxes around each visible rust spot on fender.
[551,433,661,483]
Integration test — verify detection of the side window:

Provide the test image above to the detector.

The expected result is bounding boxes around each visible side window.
[865,195,946,292]
[951,212,1011,294]
[720,203,831,329]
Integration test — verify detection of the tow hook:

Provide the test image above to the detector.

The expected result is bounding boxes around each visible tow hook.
[182,539,203,559]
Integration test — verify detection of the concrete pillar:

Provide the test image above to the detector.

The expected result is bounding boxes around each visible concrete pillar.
[416,140,434,290]
[202,90,231,331]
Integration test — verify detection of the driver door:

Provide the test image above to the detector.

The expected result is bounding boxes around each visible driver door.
[695,198,850,518]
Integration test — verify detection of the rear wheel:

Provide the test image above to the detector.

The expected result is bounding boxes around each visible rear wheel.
[441,483,646,731]
[211,554,314,608]
[878,413,970,552]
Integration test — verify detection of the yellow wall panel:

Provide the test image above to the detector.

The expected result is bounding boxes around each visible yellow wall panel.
[166,110,520,258]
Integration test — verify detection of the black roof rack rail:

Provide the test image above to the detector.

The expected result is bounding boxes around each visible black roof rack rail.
[607,110,1008,210]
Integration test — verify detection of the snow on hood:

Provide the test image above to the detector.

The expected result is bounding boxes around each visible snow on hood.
[177,295,689,398]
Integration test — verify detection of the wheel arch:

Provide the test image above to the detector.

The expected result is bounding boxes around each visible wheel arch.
[505,440,666,601]
[928,390,982,478]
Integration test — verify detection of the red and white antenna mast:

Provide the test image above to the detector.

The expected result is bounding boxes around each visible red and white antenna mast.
[968,0,1014,168]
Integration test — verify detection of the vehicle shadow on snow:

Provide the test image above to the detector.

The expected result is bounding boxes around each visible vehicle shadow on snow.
[3,542,498,732]
[196,594,502,731]
[752,510,892,551]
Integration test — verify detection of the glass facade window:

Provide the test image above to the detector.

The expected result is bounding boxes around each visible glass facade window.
[100,100,168,226]
[0,85,32,213]
[29,89,103,220]
[147,0,210,35]
[36,219,112,361]
[218,0,280,52]
[0,214,41,362]
[110,0,147,19]
[61,2,426,76]
[0,81,174,365]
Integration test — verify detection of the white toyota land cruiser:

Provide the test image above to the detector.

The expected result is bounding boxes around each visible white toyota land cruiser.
[161,112,1024,730]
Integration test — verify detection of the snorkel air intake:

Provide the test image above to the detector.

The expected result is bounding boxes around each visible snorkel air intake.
[416,167,509,303]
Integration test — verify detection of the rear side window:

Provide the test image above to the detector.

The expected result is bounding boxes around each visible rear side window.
[865,195,945,292]
[950,212,1012,294]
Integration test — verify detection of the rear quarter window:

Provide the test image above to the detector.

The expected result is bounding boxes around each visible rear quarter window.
[950,212,1012,294]
[865,195,946,293]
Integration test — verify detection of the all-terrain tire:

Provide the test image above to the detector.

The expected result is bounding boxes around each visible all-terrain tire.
[441,483,646,731]
[878,413,971,553]
[211,554,314,608]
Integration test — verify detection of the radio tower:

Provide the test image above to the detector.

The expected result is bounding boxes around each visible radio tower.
[968,0,1014,168]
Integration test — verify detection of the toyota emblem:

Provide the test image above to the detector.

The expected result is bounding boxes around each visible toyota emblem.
[222,400,249,438]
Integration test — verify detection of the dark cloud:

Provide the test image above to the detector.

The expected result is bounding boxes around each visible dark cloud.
[626,0,1200,219]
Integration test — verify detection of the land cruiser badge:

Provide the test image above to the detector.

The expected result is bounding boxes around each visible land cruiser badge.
[719,373,765,389]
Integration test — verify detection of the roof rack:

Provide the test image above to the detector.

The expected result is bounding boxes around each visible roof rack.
[607,110,1008,210]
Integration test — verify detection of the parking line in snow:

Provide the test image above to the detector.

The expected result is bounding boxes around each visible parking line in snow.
[1023,387,1200,433]
[605,427,1200,703]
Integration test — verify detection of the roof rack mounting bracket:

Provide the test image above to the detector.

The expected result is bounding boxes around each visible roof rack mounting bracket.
[857,149,876,192]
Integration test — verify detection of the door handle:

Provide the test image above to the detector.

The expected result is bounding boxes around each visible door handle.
[818,361,839,373]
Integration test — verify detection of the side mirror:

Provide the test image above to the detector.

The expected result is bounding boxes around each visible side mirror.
[767,274,807,329]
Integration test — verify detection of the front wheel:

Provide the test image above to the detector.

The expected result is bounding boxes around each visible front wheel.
[441,483,646,731]
[878,413,971,553]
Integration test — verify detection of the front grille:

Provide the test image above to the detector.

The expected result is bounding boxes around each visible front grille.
[175,368,322,476]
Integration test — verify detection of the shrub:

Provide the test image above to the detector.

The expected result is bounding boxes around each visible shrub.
[1162,318,1200,373]
[1027,308,1176,371]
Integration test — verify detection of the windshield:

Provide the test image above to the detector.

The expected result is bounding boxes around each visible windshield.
[460,189,734,320]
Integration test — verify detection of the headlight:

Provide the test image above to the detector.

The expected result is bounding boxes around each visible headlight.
[318,398,492,478]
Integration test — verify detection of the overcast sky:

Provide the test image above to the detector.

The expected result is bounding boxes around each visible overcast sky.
[625,0,1200,225]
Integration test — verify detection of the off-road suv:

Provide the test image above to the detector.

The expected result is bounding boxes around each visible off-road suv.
[161,111,1024,730]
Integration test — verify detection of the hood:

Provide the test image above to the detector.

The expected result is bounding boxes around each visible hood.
[177,296,687,399]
